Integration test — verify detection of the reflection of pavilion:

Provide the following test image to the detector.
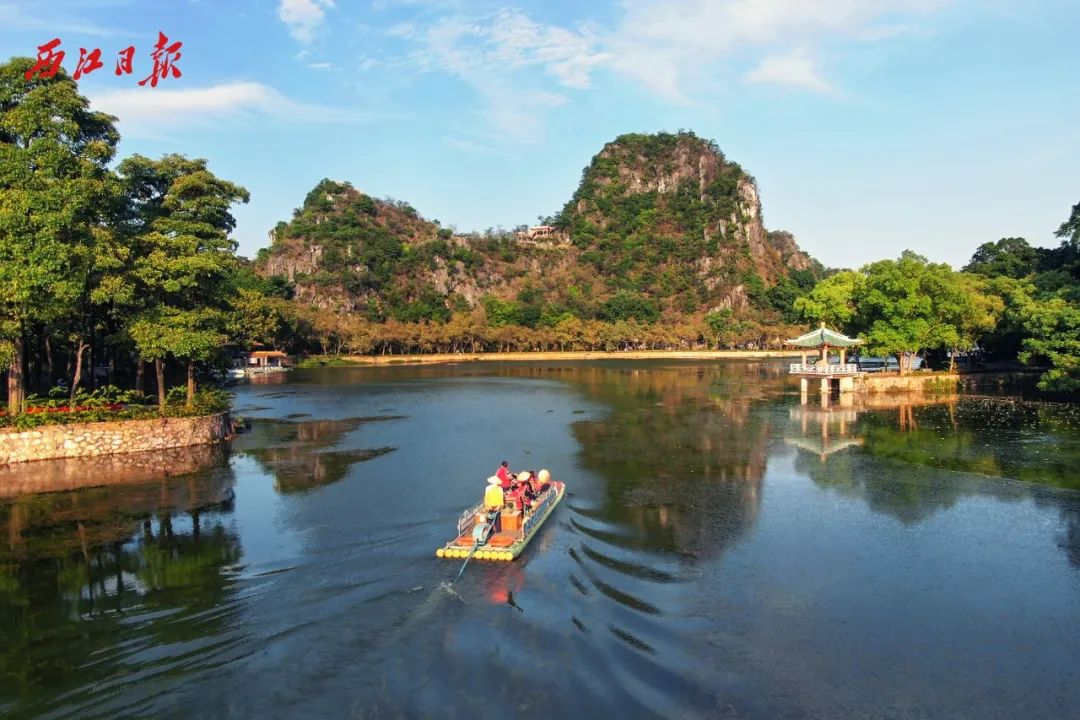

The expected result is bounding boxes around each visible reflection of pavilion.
[785,394,963,464]
[786,404,865,462]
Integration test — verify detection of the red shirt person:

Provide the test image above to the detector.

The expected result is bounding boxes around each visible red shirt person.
[496,461,514,489]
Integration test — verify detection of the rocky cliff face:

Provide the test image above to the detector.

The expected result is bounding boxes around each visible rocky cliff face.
[258,132,820,321]
[556,131,815,310]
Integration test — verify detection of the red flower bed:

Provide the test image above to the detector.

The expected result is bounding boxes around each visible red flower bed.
[23,403,125,414]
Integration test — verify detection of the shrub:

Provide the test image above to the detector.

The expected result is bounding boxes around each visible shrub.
[0,387,232,430]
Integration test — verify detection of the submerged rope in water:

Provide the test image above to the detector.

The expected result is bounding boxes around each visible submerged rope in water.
[453,542,481,583]
[439,581,465,602]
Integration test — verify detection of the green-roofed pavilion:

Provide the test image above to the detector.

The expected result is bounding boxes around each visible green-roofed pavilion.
[786,325,862,349]
[786,323,863,389]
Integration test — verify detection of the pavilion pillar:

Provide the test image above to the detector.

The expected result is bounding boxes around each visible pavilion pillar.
[820,378,829,394]
[840,348,846,364]
[800,377,808,394]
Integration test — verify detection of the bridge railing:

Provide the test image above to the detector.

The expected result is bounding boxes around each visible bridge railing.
[789,363,860,375]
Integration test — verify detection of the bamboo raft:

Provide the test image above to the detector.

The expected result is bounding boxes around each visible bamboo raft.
[436,481,565,562]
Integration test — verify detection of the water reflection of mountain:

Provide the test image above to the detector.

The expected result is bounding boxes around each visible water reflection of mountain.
[0,460,242,717]
[789,395,1080,553]
[569,362,784,559]
[231,417,397,493]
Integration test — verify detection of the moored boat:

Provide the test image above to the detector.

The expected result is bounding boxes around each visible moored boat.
[436,480,565,562]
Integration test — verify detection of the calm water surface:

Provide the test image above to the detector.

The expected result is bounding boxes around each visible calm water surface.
[2,361,1079,719]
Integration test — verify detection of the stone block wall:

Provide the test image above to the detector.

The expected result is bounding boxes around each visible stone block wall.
[0,412,231,465]
[858,374,959,394]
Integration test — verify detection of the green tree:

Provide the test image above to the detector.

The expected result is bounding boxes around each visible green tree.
[1052,201,1080,279]
[130,309,226,408]
[704,309,755,349]
[948,273,1004,368]
[859,253,947,374]
[1018,297,1080,392]
[119,154,249,407]
[793,270,864,328]
[600,290,659,323]
[227,288,300,351]
[765,277,803,322]
[963,237,1041,279]
[858,253,999,374]
[0,58,120,412]
[481,295,521,327]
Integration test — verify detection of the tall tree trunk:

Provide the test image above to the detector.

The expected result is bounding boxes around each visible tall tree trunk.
[135,359,145,396]
[70,338,88,404]
[38,333,47,390]
[44,335,54,386]
[89,317,97,389]
[155,358,166,411]
[186,361,196,408]
[7,335,24,414]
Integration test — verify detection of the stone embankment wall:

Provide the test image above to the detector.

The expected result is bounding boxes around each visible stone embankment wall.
[858,374,960,394]
[858,371,1040,395]
[0,412,231,465]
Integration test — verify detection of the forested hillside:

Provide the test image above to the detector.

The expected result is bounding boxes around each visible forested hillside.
[4,53,1078,416]
[256,132,824,352]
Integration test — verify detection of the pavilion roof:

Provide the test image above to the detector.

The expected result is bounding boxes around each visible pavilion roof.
[784,436,864,456]
[786,325,862,348]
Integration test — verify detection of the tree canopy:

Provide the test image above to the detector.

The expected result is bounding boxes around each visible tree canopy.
[794,202,1080,390]
[0,58,120,411]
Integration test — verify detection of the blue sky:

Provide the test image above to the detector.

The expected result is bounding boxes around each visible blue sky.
[2,0,1078,269]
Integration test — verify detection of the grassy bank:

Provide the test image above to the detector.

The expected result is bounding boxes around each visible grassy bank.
[298,349,805,368]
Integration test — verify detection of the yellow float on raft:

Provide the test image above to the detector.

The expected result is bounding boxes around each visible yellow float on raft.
[436,481,566,562]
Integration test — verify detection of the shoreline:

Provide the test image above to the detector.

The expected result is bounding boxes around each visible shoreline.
[0,411,231,465]
[310,349,806,367]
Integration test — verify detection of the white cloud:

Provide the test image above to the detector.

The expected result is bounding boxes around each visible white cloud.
[608,0,949,99]
[278,0,334,44]
[388,0,953,139]
[89,82,357,138]
[412,9,610,90]
[744,50,831,92]
[387,22,417,39]
[403,9,608,141]
[0,1,130,37]
[444,136,519,160]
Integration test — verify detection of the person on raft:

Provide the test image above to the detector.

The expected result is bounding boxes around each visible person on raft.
[481,475,505,535]
[513,469,553,514]
[495,460,514,489]
[471,509,491,543]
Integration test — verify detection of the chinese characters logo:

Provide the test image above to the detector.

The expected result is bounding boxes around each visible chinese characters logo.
[24,32,183,87]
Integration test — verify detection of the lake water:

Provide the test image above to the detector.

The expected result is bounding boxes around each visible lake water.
[2,361,1079,719]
